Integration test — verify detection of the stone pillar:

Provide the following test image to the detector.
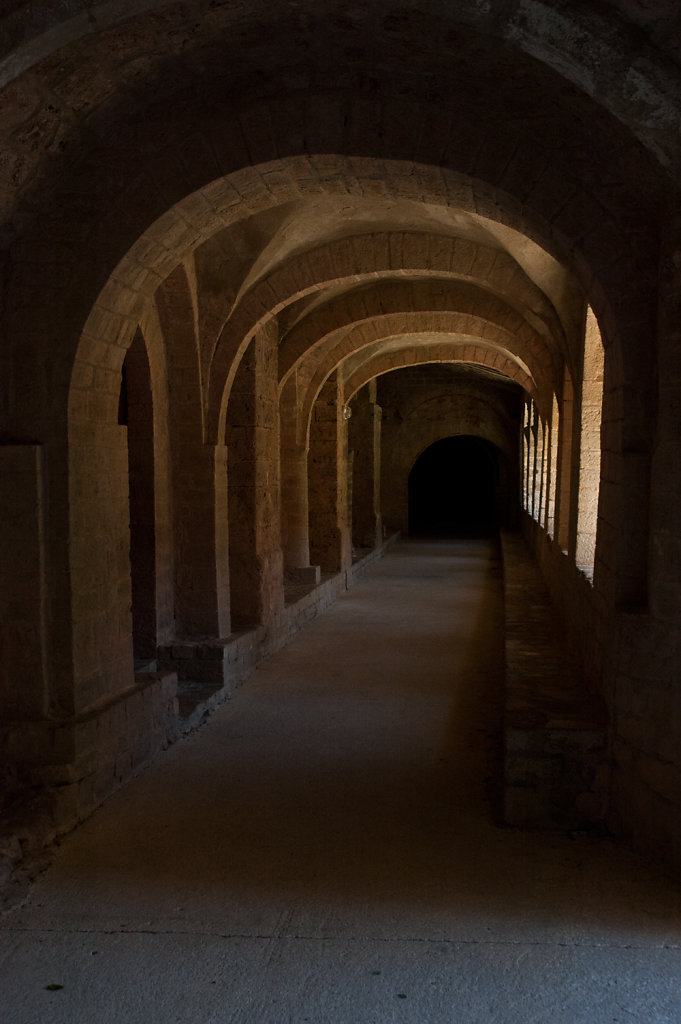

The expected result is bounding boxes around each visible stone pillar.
[650,219,681,617]
[156,264,231,642]
[124,333,157,663]
[227,323,284,627]
[308,372,351,574]
[69,421,134,711]
[281,440,321,585]
[213,442,231,630]
[0,446,50,725]
[280,373,320,585]
[349,381,383,552]
[173,440,231,639]
[157,438,232,689]
[379,404,408,535]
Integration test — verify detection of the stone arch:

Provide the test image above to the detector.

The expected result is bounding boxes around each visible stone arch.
[2,2,677,175]
[55,146,655,713]
[343,344,535,405]
[0,30,664,723]
[36,133,655,504]
[382,391,518,534]
[212,228,565,438]
[293,319,544,448]
[7,137,658,443]
[275,257,566,386]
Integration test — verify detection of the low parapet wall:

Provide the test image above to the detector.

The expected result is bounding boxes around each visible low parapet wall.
[500,531,608,830]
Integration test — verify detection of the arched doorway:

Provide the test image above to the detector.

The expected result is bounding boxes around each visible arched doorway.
[408,435,500,536]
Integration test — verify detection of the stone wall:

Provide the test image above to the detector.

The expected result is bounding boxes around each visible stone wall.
[379,366,521,534]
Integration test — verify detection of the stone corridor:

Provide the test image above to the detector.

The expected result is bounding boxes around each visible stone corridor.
[2,540,680,1023]
[2,1,681,1017]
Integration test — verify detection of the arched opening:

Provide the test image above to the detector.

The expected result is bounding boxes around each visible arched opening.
[408,435,500,537]
[575,306,604,579]
[559,367,576,556]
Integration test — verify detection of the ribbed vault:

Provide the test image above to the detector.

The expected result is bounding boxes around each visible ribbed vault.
[65,166,583,445]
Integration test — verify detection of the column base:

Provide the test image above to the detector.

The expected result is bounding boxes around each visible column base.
[285,565,322,585]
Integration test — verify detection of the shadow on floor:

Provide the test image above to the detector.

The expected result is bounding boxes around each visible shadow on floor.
[15,539,681,947]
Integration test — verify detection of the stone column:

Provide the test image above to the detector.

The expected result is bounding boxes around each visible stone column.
[279,373,320,585]
[308,372,351,574]
[226,323,284,627]
[68,421,134,711]
[173,439,231,638]
[0,445,50,725]
[281,441,321,585]
[348,381,383,552]
[124,333,157,663]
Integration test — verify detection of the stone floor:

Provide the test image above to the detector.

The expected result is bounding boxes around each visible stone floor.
[2,538,680,1023]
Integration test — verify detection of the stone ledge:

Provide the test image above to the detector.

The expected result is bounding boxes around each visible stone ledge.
[161,533,401,728]
[500,531,608,831]
[0,671,178,908]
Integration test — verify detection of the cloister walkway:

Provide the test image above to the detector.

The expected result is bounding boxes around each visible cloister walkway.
[2,539,680,1023]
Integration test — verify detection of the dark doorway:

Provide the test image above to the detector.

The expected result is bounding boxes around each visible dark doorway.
[408,435,499,536]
